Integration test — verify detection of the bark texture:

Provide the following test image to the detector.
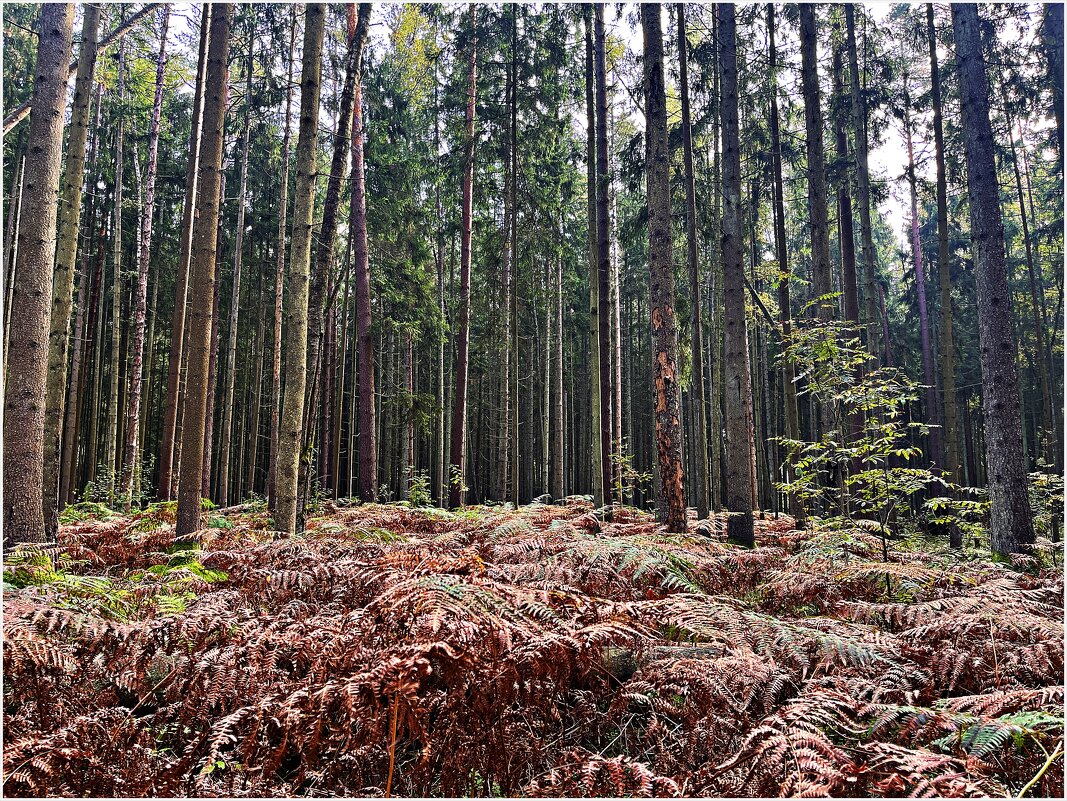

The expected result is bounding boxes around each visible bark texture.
[951,3,1035,557]
[3,3,74,546]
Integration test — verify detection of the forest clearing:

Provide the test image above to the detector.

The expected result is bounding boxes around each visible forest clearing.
[2,1,1065,797]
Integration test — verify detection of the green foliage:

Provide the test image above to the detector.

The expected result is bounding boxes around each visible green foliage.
[59,501,117,524]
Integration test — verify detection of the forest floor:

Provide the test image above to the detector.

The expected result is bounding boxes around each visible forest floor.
[3,498,1064,797]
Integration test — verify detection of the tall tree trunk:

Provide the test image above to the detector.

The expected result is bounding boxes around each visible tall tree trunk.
[218,31,254,506]
[274,3,325,534]
[43,4,100,534]
[831,42,860,327]
[677,3,709,519]
[509,17,520,506]
[951,3,1035,558]
[927,4,960,498]
[105,36,127,501]
[1041,3,1064,174]
[402,331,414,498]
[551,213,565,502]
[175,4,232,537]
[120,6,168,508]
[247,270,266,496]
[3,3,74,546]
[267,7,296,506]
[584,5,603,506]
[719,3,755,547]
[708,9,722,512]
[1003,99,1057,469]
[202,175,226,500]
[447,5,477,509]
[332,250,350,497]
[799,5,833,321]
[497,5,515,504]
[642,4,687,534]
[158,4,210,500]
[845,6,881,359]
[351,3,376,503]
[902,77,941,470]
[3,154,25,367]
[594,4,614,505]
[304,5,366,508]
[768,4,805,528]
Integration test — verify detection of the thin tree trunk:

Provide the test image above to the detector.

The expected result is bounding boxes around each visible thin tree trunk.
[202,175,226,500]
[332,249,350,497]
[275,3,325,534]
[43,4,100,534]
[584,5,603,507]
[831,42,860,328]
[677,3,709,519]
[594,4,614,505]
[719,3,755,547]
[845,6,881,358]
[799,5,833,321]
[120,7,168,508]
[902,77,941,470]
[267,7,296,506]
[642,4,686,534]
[105,36,127,501]
[551,208,565,502]
[951,3,1035,557]
[3,154,25,367]
[247,270,266,496]
[351,4,375,503]
[218,32,254,506]
[768,5,805,528]
[447,5,477,509]
[175,5,231,536]
[497,6,515,503]
[3,3,74,546]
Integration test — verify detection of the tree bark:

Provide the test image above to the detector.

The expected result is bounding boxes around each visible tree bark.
[594,4,615,505]
[643,4,687,534]
[768,5,805,528]
[274,3,325,534]
[201,170,227,500]
[267,7,296,507]
[351,3,376,503]
[105,35,127,501]
[845,6,881,359]
[43,4,100,534]
[3,3,74,546]
[902,76,941,470]
[951,3,1035,558]
[677,4,709,520]
[175,4,232,537]
[719,3,755,547]
[584,5,603,507]
[120,6,168,508]
[447,5,477,509]
[218,29,255,506]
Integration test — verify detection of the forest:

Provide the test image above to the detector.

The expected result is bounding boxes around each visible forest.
[1,2,1064,797]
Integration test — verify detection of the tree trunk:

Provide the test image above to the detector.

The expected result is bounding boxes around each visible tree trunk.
[584,5,603,507]
[105,36,127,501]
[218,31,254,506]
[799,5,833,321]
[768,5,805,528]
[3,3,74,546]
[267,7,296,507]
[274,3,325,534]
[120,6,168,508]
[902,77,941,470]
[951,3,1035,558]
[642,5,687,534]
[351,3,376,503]
[497,6,515,504]
[158,5,210,500]
[927,5,960,499]
[845,6,881,359]
[175,4,232,537]
[831,43,860,328]
[594,4,614,505]
[677,4,709,520]
[1041,3,1064,173]
[201,172,226,500]
[3,154,25,368]
[43,4,100,534]
[718,3,755,547]
[551,208,565,502]
[447,5,477,509]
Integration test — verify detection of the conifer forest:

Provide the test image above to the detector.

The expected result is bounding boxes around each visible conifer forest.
[3,2,1066,798]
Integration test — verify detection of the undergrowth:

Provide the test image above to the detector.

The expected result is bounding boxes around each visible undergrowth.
[3,500,1062,797]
